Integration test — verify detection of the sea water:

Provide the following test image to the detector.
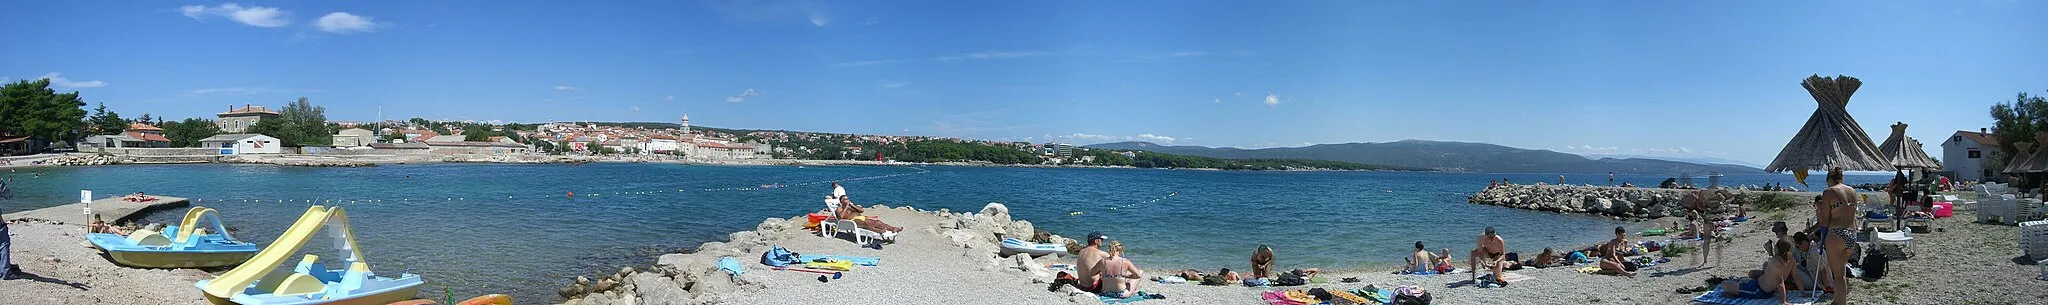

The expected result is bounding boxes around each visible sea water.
[0,164,1893,301]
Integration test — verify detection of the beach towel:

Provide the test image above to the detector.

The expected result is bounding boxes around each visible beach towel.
[1099,292,1160,304]
[1573,266,1603,273]
[1692,288,1828,305]
[717,257,744,276]
[761,245,800,267]
[798,254,879,266]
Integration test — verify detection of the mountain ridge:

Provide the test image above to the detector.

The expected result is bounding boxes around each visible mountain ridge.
[1085,140,1764,174]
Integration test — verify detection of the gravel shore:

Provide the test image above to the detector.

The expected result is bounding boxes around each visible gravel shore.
[0,220,210,305]
[4,197,2038,304]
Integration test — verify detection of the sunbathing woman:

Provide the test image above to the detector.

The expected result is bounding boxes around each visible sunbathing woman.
[1718,240,1793,303]
[1817,168,1859,305]
[1598,227,1635,276]
[835,196,902,234]
[1405,241,1434,273]
[1092,241,1145,298]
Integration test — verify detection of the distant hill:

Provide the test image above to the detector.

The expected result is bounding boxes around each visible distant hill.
[1579,154,1765,169]
[1085,140,1765,174]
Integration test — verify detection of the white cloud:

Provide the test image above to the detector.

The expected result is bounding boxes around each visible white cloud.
[553,85,580,92]
[726,88,759,103]
[860,17,879,26]
[38,73,106,88]
[180,3,292,27]
[628,106,642,111]
[809,16,830,27]
[1058,133,1122,143]
[1213,98,1220,104]
[1264,93,1282,106]
[1136,133,1176,143]
[316,12,384,34]
[664,95,675,101]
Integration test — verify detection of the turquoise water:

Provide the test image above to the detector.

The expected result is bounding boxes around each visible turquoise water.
[0,164,1893,302]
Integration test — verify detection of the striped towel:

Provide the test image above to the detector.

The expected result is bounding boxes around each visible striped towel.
[1692,288,1829,305]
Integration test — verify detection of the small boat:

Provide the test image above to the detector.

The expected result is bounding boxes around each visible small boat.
[196,205,424,305]
[999,238,1067,257]
[88,207,260,268]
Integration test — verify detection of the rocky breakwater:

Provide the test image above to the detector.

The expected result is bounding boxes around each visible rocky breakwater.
[46,154,118,166]
[556,202,1071,305]
[1468,184,1735,219]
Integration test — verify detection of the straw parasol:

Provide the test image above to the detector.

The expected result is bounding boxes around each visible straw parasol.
[1876,122,1940,170]
[1766,75,1896,185]
[2004,142,2036,174]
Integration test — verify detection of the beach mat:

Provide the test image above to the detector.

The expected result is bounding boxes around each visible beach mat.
[1099,292,1158,304]
[798,255,879,266]
[1692,288,1828,305]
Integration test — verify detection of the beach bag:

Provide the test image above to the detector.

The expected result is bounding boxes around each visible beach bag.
[761,245,800,267]
[1391,285,1430,305]
[1242,277,1269,287]
[1861,248,1889,279]
[1276,272,1307,286]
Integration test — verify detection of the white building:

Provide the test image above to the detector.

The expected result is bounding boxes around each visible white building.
[333,128,376,147]
[1942,128,1998,181]
[200,134,283,155]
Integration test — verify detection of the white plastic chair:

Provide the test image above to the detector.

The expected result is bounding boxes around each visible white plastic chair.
[835,219,866,244]
[1873,229,1914,259]
[819,197,840,237]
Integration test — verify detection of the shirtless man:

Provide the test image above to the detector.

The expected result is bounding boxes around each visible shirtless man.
[1406,241,1435,273]
[1683,188,1728,269]
[1468,226,1507,284]
[835,196,902,234]
[1091,241,1145,298]
[1817,168,1858,305]
[1598,226,1636,276]
[1719,240,1794,304]
[1074,232,1110,292]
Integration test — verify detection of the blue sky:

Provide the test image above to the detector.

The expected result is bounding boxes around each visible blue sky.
[3,1,2044,164]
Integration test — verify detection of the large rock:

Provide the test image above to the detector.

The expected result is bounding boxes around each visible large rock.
[1003,220,1035,240]
[980,202,1011,223]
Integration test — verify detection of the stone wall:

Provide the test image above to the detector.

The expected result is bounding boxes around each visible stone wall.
[1467,184,1739,219]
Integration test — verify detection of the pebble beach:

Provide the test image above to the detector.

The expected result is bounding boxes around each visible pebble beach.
[3,190,2041,304]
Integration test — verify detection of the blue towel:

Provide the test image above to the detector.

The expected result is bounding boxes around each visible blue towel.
[798,255,880,266]
[717,257,744,276]
[1693,287,1829,305]
[1097,291,1154,304]
[1398,270,1440,275]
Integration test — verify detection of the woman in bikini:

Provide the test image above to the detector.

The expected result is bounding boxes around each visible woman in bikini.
[1816,167,1858,305]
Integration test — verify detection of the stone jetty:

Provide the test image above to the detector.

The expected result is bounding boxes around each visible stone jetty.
[1467,184,1746,219]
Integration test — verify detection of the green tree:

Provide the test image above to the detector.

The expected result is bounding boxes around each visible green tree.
[161,118,220,147]
[248,97,335,147]
[408,117,430,128]
[0,79,89,142]
[381,132,406,141]
[1989,92,2048,170]
[86,102,127,135]
[133,113,155,125]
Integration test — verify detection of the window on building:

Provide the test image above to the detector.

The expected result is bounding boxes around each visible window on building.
[1970,150,1982,158]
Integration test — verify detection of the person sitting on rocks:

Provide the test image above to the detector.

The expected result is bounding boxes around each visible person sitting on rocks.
[1092,241,1145,298]
[834,195,902,236]
[1469,226,1509,284]
[88,214,128,236]
[1597,226,1636,277]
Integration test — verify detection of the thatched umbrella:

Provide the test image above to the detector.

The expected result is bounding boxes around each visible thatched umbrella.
[1877,122,1940,170]
[2004,142,2036,174]
[1767,75,1896,185]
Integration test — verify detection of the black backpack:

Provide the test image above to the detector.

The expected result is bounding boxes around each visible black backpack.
[1860,248,1889,279]
[1275,272,1307,286]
